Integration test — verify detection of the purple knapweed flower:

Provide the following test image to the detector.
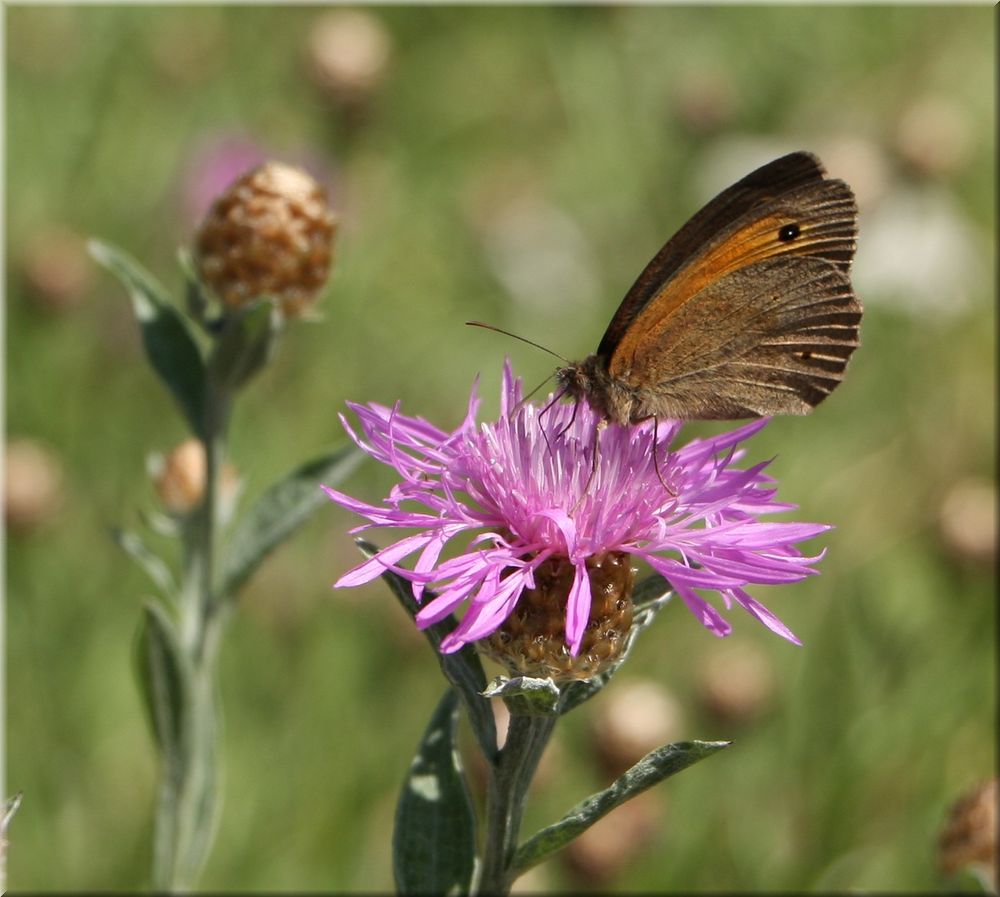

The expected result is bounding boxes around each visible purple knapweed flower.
[324,360,829,659]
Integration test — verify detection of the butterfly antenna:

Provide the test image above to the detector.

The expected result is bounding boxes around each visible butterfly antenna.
[509,373,556,418]
[466,321,569,364]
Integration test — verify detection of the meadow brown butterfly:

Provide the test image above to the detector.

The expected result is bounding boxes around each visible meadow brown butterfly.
[555,151,861,424]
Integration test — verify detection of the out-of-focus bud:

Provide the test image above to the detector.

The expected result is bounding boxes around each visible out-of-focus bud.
[194,162,337,317]
[306,10,392,113]
[4,439,64,532]
[938,478,996,569]
[19,227,92,313]
[671,71,736,136]
[939,778,997,893]
[896,95,973,179]
[590,678,685,779]
[563,790,663,885]
[697,641,776,726]
[153,439,239,518]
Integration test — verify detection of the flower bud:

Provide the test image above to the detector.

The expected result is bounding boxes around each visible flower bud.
[939,778,997,892]
[19,227,91,313]
[479,551,635,682]
[590,678,685,779]
[4,438,64,532]
[194,162,336,317]
[697,642,776,726]
[938,478,996,568]
[153,439,239,517]
[306,10,392,112]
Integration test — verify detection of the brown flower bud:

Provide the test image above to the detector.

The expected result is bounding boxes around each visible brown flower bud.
[306,10,392,110]
[896,95,973,179]
[194,162,337,317]
[938,478,997,569]
[154,439,239,516]
[697,641,776,726]
[939,778,997,892]
[19,227,91,313]
[591,678,685,779]
[479,551,635,682]
[4,439,64,532]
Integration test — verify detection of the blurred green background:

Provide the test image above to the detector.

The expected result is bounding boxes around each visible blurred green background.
[5,5,995,892]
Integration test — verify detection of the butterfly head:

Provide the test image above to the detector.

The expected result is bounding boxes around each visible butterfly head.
[555,356,636,427]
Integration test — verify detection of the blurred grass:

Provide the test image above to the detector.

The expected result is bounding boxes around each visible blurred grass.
[5,5,995,892]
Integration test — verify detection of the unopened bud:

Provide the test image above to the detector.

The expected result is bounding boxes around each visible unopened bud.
[939,778,997,893]
[195,162,337,317]
[479,551,635,682]
[4,439,64,532]
[307,10,392,111]
[154,439,239,517]
[591,679,685,779]
[938,478,996,568]
[19,227,91,312]
[697,642,775,726]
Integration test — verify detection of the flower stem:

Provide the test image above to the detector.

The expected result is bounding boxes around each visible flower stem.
[152,385,231,892]
[479,713,557,895]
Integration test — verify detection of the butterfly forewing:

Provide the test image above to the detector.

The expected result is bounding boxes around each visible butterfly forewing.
[597,151,839,359]
[606,178,857,392]
[620,256,861,419]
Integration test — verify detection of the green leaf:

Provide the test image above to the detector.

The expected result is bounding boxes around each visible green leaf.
[558,572,674,716]
[512,740,731,876]
[356,539,498,763]
[393,689,478,896]
[206,299,283,394]
[134,601,194,761]
[220,445,363,598]
[178,248,210,325]
[89,240,206,436]
[112,527,178,598]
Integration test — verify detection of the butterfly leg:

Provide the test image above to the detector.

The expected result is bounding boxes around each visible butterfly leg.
[651,416,678,497]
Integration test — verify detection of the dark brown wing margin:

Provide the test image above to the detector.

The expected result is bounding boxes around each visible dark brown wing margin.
[596,151,829,359]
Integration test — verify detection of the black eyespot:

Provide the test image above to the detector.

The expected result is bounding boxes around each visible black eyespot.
[778,223,801,242]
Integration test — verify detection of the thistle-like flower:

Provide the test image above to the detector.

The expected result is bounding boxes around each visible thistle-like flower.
[325,361,829,679]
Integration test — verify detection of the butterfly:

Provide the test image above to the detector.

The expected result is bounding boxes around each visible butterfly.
[555,151,861,424]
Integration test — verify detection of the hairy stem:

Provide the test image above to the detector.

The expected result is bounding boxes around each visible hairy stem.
[478,714,557,895]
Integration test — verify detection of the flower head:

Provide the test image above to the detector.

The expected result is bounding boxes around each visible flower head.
[325,361,829,673]
[194,161,337,317]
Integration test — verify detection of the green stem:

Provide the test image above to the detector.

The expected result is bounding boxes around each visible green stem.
[478,714,557,895]
[152,384,231,892]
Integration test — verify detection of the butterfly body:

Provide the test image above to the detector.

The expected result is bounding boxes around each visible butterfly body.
[556,151,862,424]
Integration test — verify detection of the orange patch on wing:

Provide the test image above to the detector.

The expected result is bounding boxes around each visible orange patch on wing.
[608,213,805,377]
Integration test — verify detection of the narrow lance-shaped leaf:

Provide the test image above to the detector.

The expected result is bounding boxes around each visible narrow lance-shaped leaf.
[134,601,196,885]
[135,601,194,756]
[220,445,363,599]
[512,740,731,877]
[393,689,478,896]
[356,539,498,764]
[89,240,206,436]
[112,527,178,599]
